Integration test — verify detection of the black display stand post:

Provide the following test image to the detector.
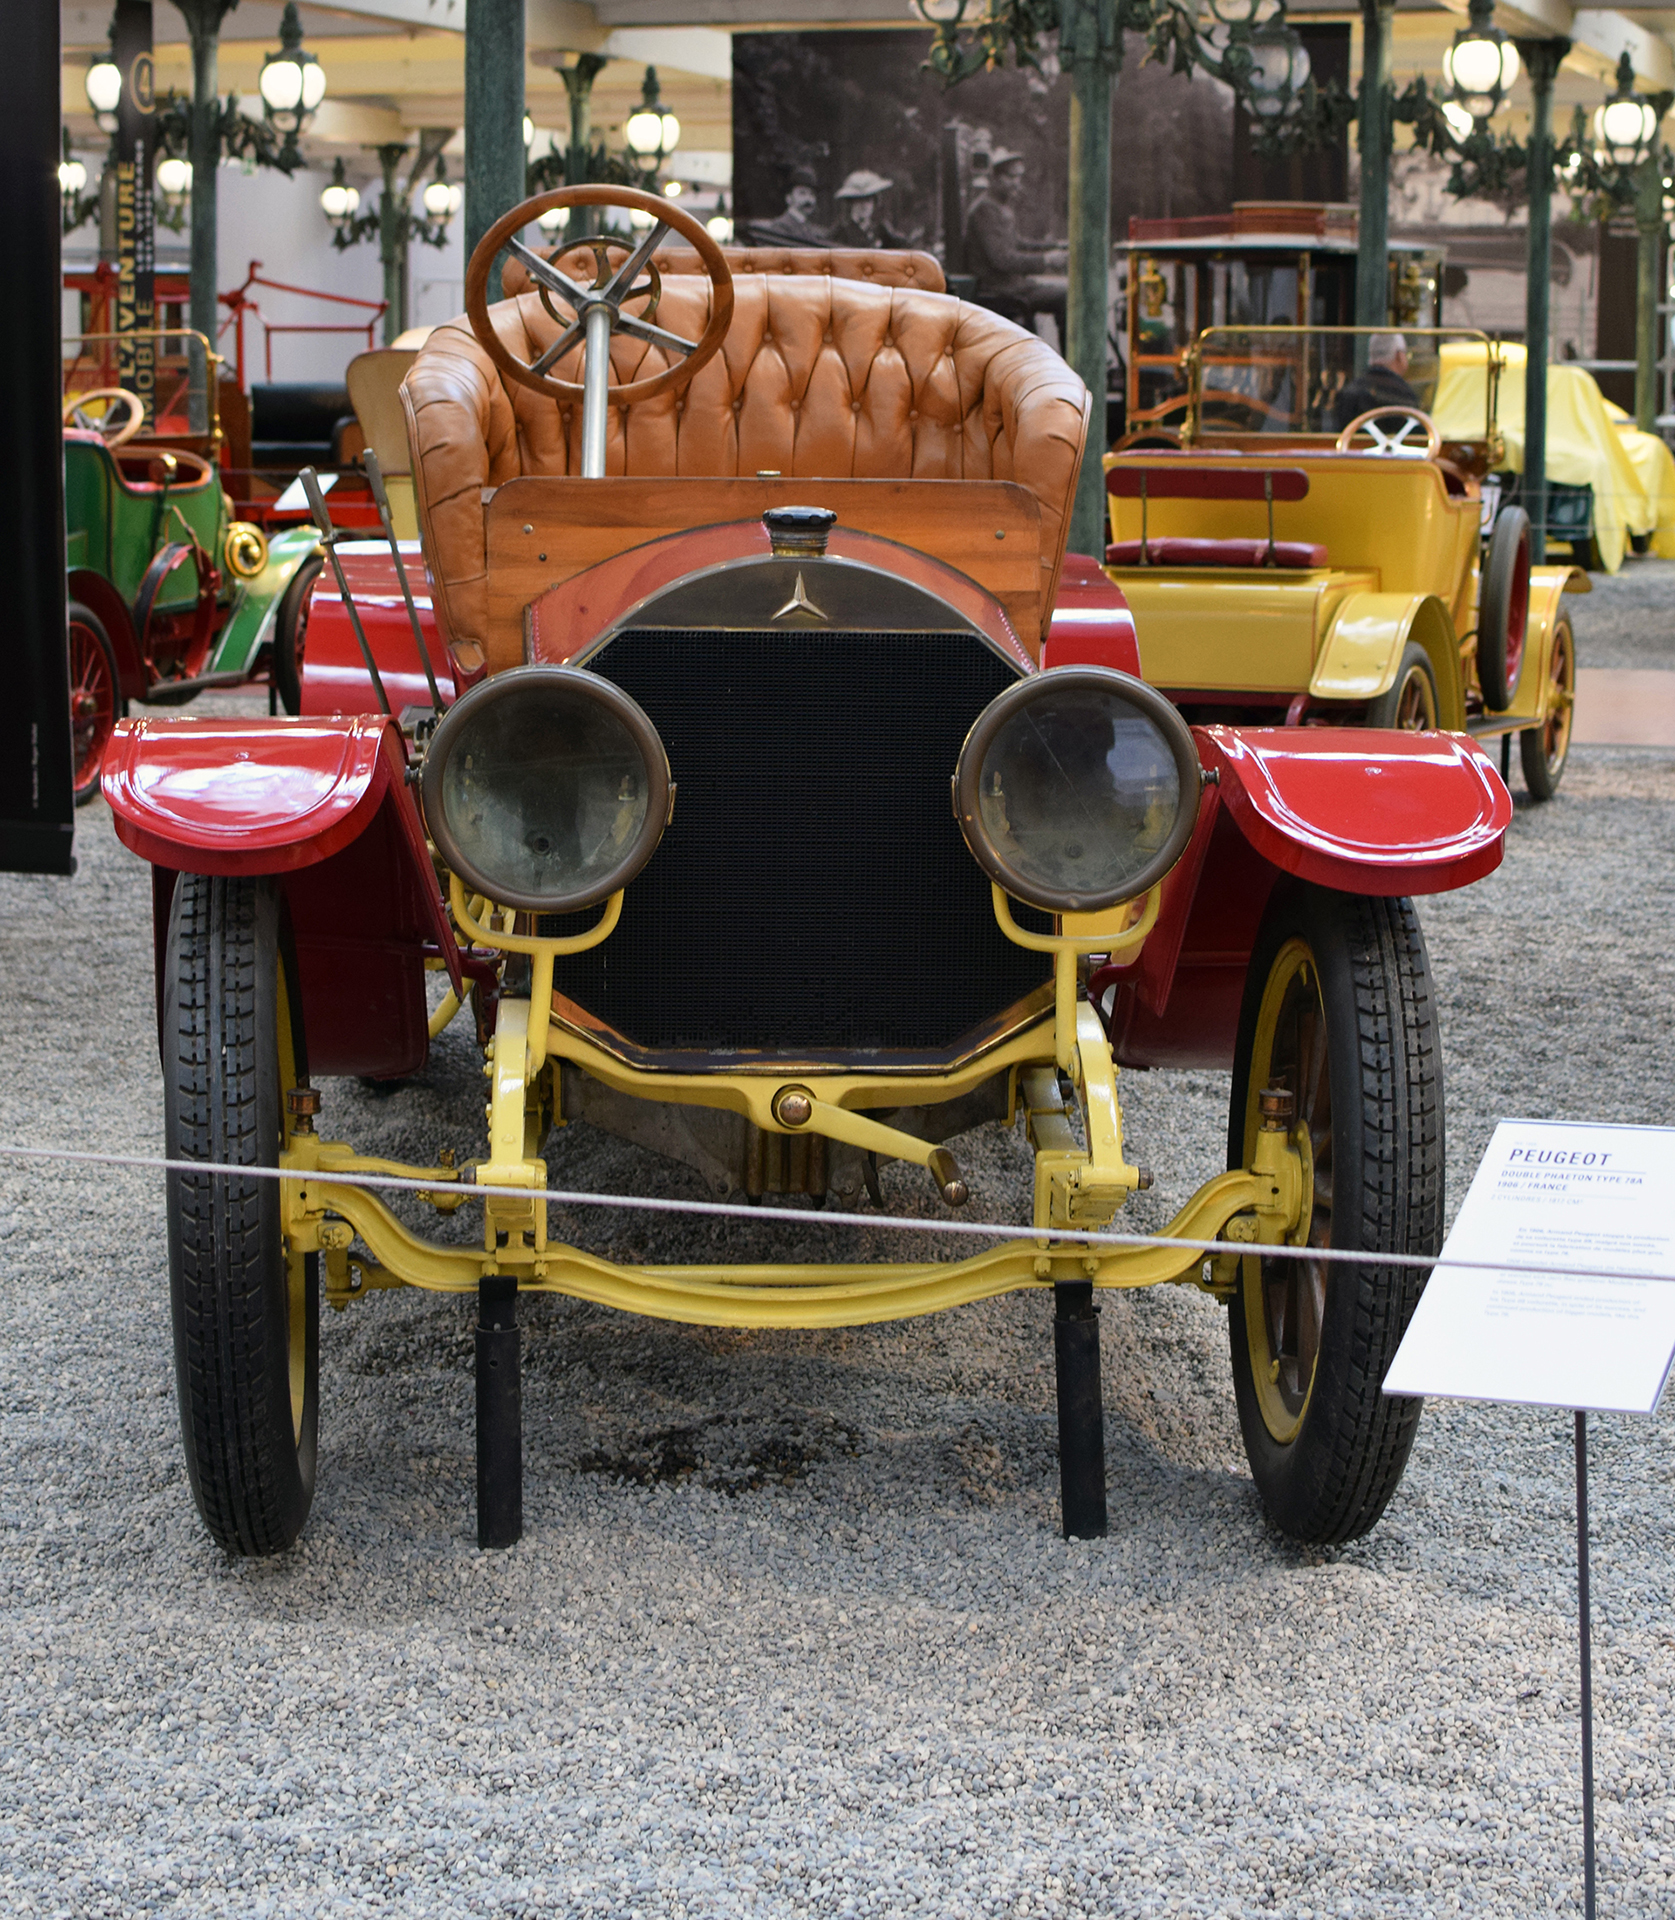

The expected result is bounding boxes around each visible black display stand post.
[0,0,75,873]
[1575,1410,1597,1920]
[1054,1280,1108,1539]
[476,1275,523,1549]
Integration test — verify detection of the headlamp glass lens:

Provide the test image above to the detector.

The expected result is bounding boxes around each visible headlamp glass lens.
[438,679,655,908]
[975,685,1184,903]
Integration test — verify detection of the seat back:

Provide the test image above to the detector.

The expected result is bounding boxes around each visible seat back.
[347,349,419,476]
[507,244,947,295]
[401,274,1090,672]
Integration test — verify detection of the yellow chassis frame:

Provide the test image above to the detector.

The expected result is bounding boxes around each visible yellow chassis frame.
[279,881,1309,1329]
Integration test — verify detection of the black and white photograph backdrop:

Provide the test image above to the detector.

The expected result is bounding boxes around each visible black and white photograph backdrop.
[731,30,1237,270]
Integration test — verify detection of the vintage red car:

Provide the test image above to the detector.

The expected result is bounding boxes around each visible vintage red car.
[103,188,1511,1558]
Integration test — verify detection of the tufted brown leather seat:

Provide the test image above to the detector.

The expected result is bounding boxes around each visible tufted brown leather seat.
[401,274,1091,667]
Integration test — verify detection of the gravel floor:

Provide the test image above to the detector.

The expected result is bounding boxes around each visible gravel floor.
[1,567,1673,1918]
[1567,553,1675,669]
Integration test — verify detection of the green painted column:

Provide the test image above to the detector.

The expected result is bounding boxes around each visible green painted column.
[464,0,525,288]
[1519,39,1566,565]
[1061,0,1120,559]
[1354,0,1394,339]
[1634,159,1662,431]
[174,0,234,353]
[561,53,608,238]
[377,143,407,344]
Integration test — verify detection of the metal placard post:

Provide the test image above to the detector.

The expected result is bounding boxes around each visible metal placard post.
[1386,1120,1675,1919]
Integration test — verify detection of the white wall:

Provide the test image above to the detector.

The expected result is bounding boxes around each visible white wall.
[215,163,386,387]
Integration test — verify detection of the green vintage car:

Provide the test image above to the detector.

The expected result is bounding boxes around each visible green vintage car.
[62,336,320,802]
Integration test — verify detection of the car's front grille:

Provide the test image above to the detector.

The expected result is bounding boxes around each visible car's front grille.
[544,627,1050,1056]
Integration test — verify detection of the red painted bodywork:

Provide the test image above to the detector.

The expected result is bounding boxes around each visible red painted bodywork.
[528,521,1034,673]
[1199,725,1510,893]
[300,542,460,717]
[106,714,461,1080]
[105,526,1512,1083]
[1041,554,1142,676]
[1096,725,1511,1068]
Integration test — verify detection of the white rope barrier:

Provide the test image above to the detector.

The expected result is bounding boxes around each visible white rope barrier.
[0,1140,1666,1289]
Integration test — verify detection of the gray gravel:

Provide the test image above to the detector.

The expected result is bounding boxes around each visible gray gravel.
[1570,553,1675,669]
[2,567,1674,1916]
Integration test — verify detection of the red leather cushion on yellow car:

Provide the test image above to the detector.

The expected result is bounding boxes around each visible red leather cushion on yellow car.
[1105,536,1328,569]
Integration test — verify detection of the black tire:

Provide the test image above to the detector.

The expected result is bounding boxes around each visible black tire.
[1365,640,1439,730]
[1477,506,1531,710]
[164,872,318,1555]
[1571,535,1601,573]
[271,554,323,717]
[1226,882,1443,1545]
[1520,614,1575,801]
[67,602,125,805]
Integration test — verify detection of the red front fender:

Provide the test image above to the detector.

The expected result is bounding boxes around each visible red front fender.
[103,713,403,872]
[1200,725,1511,894]
[103,713,461,1080]
[1103,725,1511,1070]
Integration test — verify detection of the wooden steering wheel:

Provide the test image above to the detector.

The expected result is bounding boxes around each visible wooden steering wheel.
[1334,405,1442,460]
[63,387,145,449]
[464,185,734,408]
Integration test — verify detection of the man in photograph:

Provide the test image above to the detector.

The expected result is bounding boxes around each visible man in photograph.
[1333,332,1422,431]
[964,149,1068,344]
[830,170,912,250]
[742,166,828,247]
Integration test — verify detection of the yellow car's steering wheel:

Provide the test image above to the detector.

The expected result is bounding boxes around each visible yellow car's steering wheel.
[1334,406,1442,460]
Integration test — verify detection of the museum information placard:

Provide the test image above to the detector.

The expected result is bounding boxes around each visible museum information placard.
[1384,1120,1675,1414]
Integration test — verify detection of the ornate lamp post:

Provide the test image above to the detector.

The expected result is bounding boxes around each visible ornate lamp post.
[322,135,455,343]
[918,0,1350,556]
[1589,52,1670,430]
[85,54,122,135]
[258,4,327,162]
[59,133,98,235]
[1443,0,1520,121]
[625,68,681,184]
[319,156,362,233]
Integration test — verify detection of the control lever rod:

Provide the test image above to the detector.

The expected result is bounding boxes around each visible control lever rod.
[299,465,391,718]
[362,448,444,717]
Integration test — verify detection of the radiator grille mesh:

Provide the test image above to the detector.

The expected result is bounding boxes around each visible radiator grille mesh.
[546,629,1050,1054]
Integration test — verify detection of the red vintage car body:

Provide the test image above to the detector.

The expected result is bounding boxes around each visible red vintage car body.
[105,529,1511,1083]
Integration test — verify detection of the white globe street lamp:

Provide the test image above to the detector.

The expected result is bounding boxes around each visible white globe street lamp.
[1244,23,1311,122]
[320,157,361,232]
[625,69,680,164]
[86,56,122,134]
[156,156,192,197]
[260,3,327,140]
[1442,0,1520,122]
[1593,52,1659,167]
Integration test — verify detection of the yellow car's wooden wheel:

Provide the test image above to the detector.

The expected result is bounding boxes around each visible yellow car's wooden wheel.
[1227,883,1442,1544]
[1520,614,1575,800]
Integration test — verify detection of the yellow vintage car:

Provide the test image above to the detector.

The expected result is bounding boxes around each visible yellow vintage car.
[1104,325,1585,799]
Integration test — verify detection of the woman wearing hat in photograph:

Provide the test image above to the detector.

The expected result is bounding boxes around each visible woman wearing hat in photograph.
[830,170,913,250]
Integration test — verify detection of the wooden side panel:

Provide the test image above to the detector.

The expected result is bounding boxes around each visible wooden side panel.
[484,477,1044,668]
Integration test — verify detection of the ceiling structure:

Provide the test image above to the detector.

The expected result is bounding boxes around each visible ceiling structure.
[55,0,1675,192]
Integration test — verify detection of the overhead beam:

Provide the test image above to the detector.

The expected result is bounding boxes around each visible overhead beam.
[1433,0,1675,88]
[599,27,733,80]
[1567,10,1675,87]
